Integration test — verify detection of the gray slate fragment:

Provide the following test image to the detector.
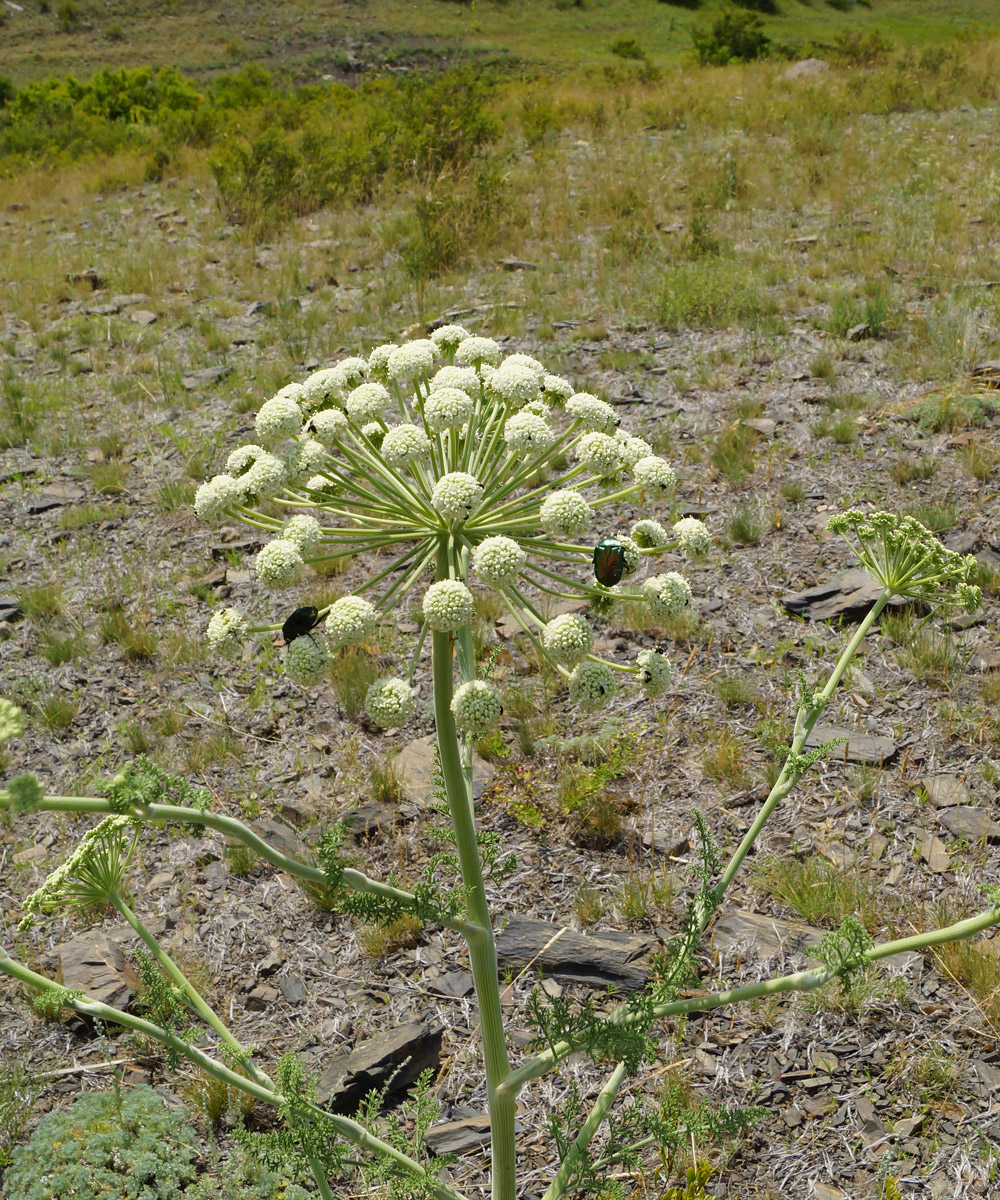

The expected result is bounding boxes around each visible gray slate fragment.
[27,483,86,513]
[316,1021,443,1113]
[0,599,21,622]
[396,735,494,807]
[781,569,911,622]
[424,1116,493,1155]
[495,918,653,993]
[938,806,1000,843]
[279,974,308,1004]
[181,365,233,391]
[917,775,972,807]
[57,929,140,1010]
[805,722,897,765]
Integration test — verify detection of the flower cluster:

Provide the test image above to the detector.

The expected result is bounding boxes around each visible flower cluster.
[196,334,707,724]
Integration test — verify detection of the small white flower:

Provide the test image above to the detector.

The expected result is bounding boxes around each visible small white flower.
[227,444,267,476]
[566,392,619,432]
[367,343,400,380]
[568,661,617,712]
[431,472,484,521]
[616,431,654,468]
[387,339,438,381]
[430,324,471,352]
[674,517,712,558]
[619,536,641,577]
[307,407,349,447]
[542,613,594,666]
[540,489,591,538]
[425,387,474,432]
[504,411,555,453]
[543,374,574,402]
[284,438,327,486]
[451,680,503,734]
[520,398,551,420]
[306,475,335,494]
[365,677,416,727]
[256,390,304,447]
[633,456,677,497]
[346,382,391,424]
[255,539,304,589]
[642,572,692,618]
[0,697,27,743]
[578,432,624,478]
[472,536,525,587]
[300,368,343,411]
[500,352,546,383]
[328,356,368,393]
[327,596,378,645]
[455,336,503,368]
[382,423,432,467]
[241,451,286,500]
[282,514,323,553]
[285,634,330,686]
[489,361,540,408]
[631,518,670,549]
[430,365,480,393]
[423,580,475,631]
[194,474,240,523]
[636,649,671,698]
[360,422,385,448]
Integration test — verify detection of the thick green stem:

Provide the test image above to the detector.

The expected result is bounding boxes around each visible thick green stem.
[432,623,515,1200]
[541,1061,628,1200]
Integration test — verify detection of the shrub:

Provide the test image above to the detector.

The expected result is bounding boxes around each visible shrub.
[692,7,770,65]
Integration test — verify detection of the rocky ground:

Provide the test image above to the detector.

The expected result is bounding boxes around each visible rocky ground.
[2,184,1000,1200]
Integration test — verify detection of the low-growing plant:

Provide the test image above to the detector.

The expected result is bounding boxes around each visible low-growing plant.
[2,340,996,1200]
[889,455,937,484]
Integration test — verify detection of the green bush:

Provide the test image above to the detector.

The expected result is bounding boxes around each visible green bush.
[692,7,771,65]
[658,258,763,330]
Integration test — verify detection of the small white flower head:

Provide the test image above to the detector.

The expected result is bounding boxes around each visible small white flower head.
[382,423,432,467]
[425,387,474,432]
[633,455,677,497]
[300,368,343,412]
[674,517,712,559]
[360,422,385,449]
[367,343,400,381]
[501,352,546,384]
[327,595,378,646]
[543,374,574,403]
[566,392,619,432]
[430,324,471,353]
[540,489,591,538]
[636,649,671,698]
[619,536,641,577]
[431,472,484,521]
[256,390,304,447]
[306,475,336,494]
[284,438,327,486]
[285,634,330,686]
[489,361,541,408]
[578,431,625,478]
[643,572,692,618]
[631,518,670,549]
[282,514,323,553]
[255,539,304,589]
[520,398,551,420]
[430,365,480,393]
[307,407,349,447]
[423,580,475,631]
[365,677,416,727]
[194,474,240,523]
[472,536,526,587]
[387,339,438,382]
[616,431,654,468]
[227,444,267,476]
[228,445,286,500]
[0,697,27,743]
[346,381,391,424]
[568,660,616,712]
[455,336,503,368]
[328,356,369,393]
[504,411,555,453]
[451,680,503,734]
[542,613,594,666]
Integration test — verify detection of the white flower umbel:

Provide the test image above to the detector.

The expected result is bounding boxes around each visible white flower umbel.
[300,367,344,411]
[540,490,591,538]
[430,365,480,393]
[643,572,693,618]
[346,382,392,425]
[432,472,484,521]
[255,540,304,589]
[543,374,574,403]
[423,581,475,631]
[568,661,616,712]
[282,514,323,553]
[365,677,416,727]
[489,362,541,409]
[566,392,619,432]
[541,614,594,666]
[327,356,368,393]
[430,324,471,353]
[307,407,349,446]
[0,697,27,742]
[387,340,437,382]
[425,387,474,433]
[578,432,625,478]
[366,343,399,381]
[472,536,526,587]
[194,474,240,523]
[255,391,304,447]
[451,680,502,734]
[617,431,654,468]
[636,649,671,697]
[455,335,503,368]
[206,608,249,657]
[619,536,641,577]
[674,517,712,559]
[382,423,432,467]
[633,456,677,497]
[285,634,330,686]
[284,438,328,486]
[327,596,377,646]
[504,411,554,453]
[631,518,670,549]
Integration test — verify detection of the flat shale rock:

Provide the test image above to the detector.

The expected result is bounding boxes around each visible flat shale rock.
[805,723,897,765]
[916,775,973,807]
[495,918,653,992]
[26,483,86,513]
[181,365,233,390]
[938,806,1000,842]
[57,929,141,1010]
[711,910,824,960]
[396,735,494,807]
[425,1115,492,1155]
[781,569,910,622]
[316,1021,443,1113]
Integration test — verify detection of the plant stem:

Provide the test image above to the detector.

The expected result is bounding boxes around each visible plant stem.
[541,1061,628,1200]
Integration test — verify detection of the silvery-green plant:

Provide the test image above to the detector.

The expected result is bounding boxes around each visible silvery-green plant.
[2,335,1000,1200]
